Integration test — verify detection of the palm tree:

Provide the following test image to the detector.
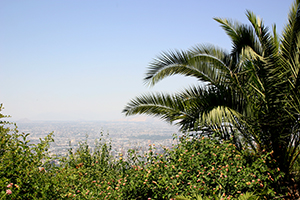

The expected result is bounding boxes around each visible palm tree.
[123,0,300,177]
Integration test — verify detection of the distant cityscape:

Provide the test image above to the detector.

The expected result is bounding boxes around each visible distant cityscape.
[16,119,181,159]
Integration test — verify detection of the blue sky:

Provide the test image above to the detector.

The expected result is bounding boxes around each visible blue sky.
[0,0,294,121]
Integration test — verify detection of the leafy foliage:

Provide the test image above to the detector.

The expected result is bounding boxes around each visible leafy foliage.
[0,104,56,199]
[176,192,258,200]
[0,104,284,199]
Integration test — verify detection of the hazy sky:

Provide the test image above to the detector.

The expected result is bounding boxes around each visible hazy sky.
[0,0,294,121]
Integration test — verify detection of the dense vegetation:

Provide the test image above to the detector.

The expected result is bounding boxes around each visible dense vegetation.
[2,0,300,199]
[0,104,289,199]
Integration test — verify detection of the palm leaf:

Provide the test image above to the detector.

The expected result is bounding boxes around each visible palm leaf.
[144,45,234,87]
[122,92,191,124]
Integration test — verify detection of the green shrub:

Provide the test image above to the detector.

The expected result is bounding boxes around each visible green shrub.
[0,104,57,199]
[0,104,284,199]
[54,134,282,199]
[176,191,258,200]
[53,133,122,199]
[116,135,283,199]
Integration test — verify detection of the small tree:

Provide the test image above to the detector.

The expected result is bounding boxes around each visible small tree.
[123,0,300,180]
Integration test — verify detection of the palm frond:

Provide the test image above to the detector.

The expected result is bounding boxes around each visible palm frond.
[281,0,300,61]
[176,85,249,134]
[144,50,191,86]
[144,45,233,87]
[122,92,192,124]
[246,10,275,57]
[189,44,232,85]
[272,24,280,51]
[214,17,261,67]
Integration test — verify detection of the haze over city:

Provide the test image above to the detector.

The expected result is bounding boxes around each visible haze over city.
[1,0,293,121]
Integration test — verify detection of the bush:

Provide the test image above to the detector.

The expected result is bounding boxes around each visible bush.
[0,104,284,199]
[116,135,283,199]
[54,134,283,199]
[0,104,57,199]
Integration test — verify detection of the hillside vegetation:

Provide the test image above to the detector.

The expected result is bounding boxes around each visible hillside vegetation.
[1,104,298,199]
